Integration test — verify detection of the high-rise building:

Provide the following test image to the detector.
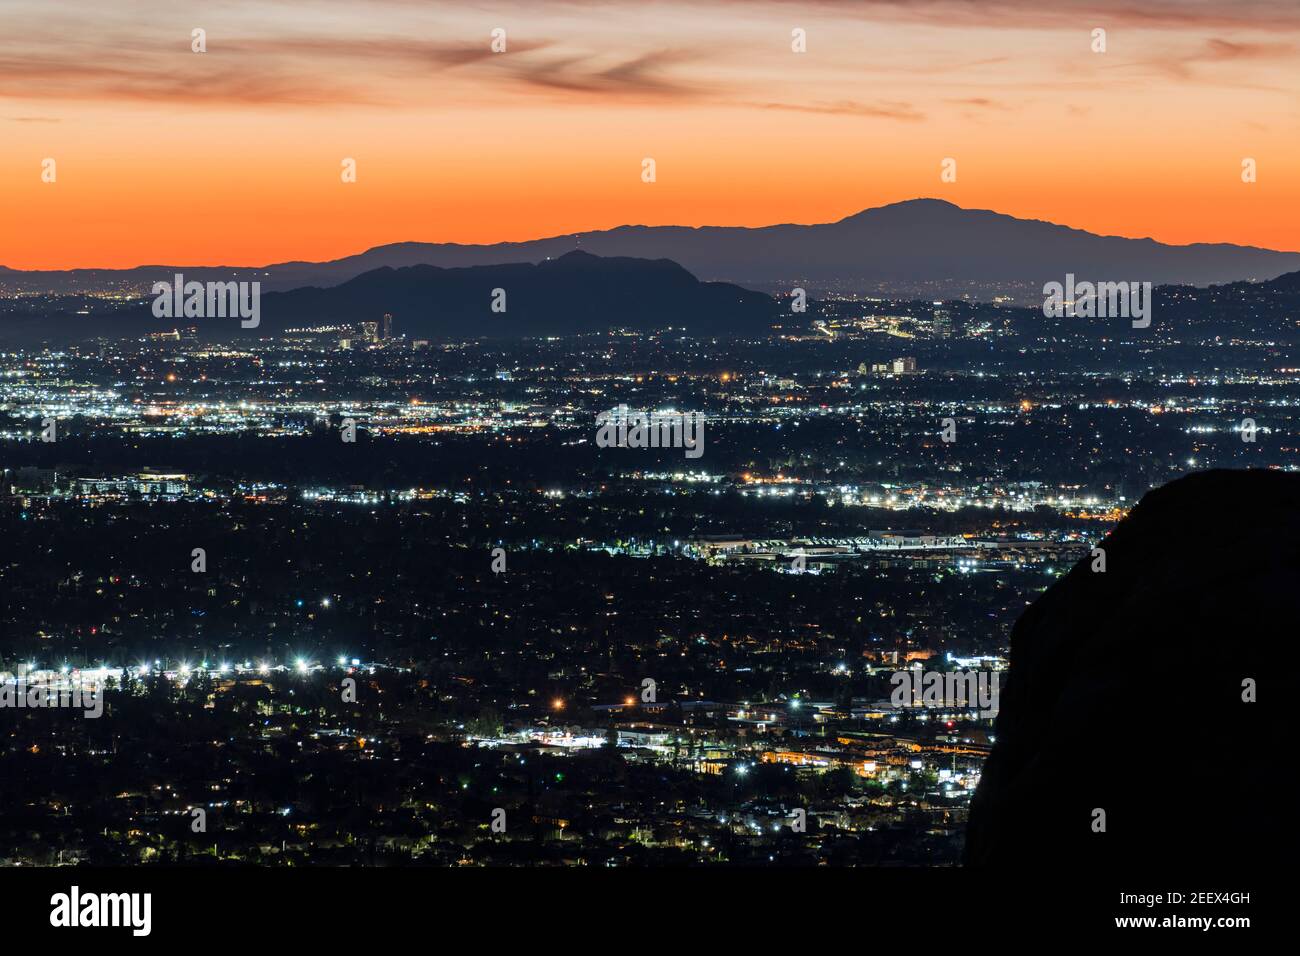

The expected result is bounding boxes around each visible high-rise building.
[932,302,954,338]
[382,313,393,340]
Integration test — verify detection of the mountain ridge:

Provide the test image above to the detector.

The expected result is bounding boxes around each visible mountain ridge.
[0,250,781,342]
[5,199,1298,298]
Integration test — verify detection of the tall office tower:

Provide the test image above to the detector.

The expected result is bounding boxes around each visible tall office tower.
[382,313,393,340]
[932,301,954,338]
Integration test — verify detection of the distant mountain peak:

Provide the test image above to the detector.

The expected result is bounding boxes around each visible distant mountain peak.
[5,199,1299,299]
[850,196,961,212]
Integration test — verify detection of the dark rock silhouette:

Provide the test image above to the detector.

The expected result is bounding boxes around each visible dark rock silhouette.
[965,469,1289,867]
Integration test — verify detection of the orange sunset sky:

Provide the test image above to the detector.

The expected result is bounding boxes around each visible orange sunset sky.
[2,0,1298,270]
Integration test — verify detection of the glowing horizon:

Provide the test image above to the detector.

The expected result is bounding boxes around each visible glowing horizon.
[3,0,1298,270]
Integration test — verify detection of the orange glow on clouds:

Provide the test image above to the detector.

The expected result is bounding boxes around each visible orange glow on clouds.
[1,0,1297,269]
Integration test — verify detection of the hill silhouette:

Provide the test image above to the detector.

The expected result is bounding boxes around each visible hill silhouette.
[965,469,1287,868]
[0,252,781,343]
[256,250,779,337]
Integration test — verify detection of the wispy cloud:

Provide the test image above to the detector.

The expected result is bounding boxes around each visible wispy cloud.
[744,0,1300,30]
[1,0,1297,116]
[755,99,924,121]
[510,49,707,99]
[946,97,1013,110]
[1125,36,1297,82]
